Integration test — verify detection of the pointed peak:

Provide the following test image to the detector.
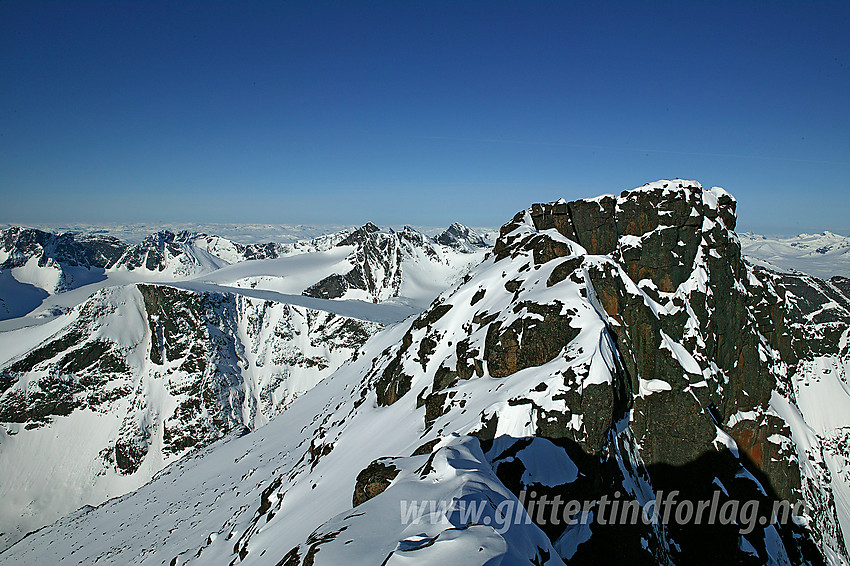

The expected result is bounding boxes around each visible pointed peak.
[435,222,489,252]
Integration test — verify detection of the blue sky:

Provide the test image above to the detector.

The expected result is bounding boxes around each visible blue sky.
[1,1,848,234]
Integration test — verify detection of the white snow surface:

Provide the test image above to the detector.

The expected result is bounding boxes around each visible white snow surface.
[0,222,491,551]
[0,283,384,549]
[1,223,487,324]
[0,320,566,565]
[0,182,720,565]
[741,231,850,279]
[1,183,848,564]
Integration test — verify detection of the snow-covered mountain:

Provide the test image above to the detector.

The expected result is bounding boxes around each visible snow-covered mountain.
[301,223,483,306]
[0,223,488,324]
[0,283,380,549]
[0,222,489,550]
[2,180,847,565]
[435,222,491,252]
[108,229,353,277]
[0,222,353,247]
[0,228,127,319]
[741,231,850,279]
[109,230,256,276]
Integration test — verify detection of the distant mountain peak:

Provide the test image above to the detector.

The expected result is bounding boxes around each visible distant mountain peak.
[2,180,848,565]
[306,224,485,303]
[435,222,489,252]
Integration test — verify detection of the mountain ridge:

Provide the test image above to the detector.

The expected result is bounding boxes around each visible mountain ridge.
[1,180,848,565]
[0,222,490,322]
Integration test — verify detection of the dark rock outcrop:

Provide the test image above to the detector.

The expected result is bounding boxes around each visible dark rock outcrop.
[352,459,399,507]
[0,227,127,271]
[356,180,841,563]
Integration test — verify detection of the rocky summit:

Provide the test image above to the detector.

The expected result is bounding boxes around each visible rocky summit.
[0,180,848,566]
[302,223,487,303]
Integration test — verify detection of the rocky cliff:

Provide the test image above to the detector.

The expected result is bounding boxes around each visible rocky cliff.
[302,223,483,303]
[0,283,379,550]
[1,180,847,566]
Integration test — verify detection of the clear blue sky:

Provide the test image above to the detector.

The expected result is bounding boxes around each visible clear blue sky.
[1,1,848,234]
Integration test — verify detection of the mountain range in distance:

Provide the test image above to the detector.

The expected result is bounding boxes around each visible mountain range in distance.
[0,222,496,324]
[0,180,848,565]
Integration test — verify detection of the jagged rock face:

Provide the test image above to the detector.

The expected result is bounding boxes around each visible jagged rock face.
[302,224,463,303]
[111,230,235,275]
[498,183,787,479]
[435,222,490,252]
[0,227,127,271]
[0,227,128,300]
[0,283,379,549]
[359,180,839,563]
[748,268,850,555]
[0,293,136,428]
[2,182,846,566]
[304,223,406,301]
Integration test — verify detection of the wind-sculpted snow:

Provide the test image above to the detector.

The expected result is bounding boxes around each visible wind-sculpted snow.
[0,222,489,549]
[1,180,848,565]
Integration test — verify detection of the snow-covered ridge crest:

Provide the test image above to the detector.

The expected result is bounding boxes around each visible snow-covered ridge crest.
[299,221,488,304]
[0,227,126,294]
[356,178,841,562]
[108,228,352,277]
[2,180,847,565]
[0,281,380,550]
[1,222,491,324]
[435,222,491,252]
[0,221,491,548]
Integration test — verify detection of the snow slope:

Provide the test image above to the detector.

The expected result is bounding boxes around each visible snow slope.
[3,180,845,565]
[0,283,382,550]
[0,223,490,551]
[0,227,126,319]
[1,223,487,323]
[741,231,850,278]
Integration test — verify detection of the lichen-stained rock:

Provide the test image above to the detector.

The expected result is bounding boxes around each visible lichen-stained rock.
[483,302,580,379]
[365,208,625,457]
[352,458,400,507]
[2,180,847,566]
[353,179,843,563]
